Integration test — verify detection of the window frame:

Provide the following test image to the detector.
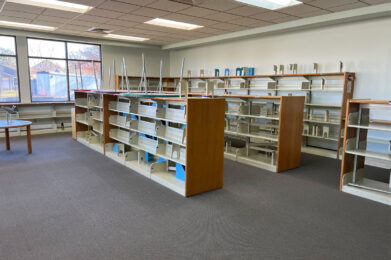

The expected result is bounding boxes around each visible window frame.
[0,34,20,103]
[27,37,102,103]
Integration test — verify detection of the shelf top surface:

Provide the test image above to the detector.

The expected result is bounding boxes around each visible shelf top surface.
[115,72,353,80]
[348,99,391,105]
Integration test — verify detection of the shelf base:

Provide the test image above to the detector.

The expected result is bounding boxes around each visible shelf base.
[301,146,338,159]
[224,152,277,172]
[77,138,104,154]
[342,178,391,206]
[105,150,185,196]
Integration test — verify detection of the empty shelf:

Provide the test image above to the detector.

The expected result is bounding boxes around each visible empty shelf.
[345,149,391,162]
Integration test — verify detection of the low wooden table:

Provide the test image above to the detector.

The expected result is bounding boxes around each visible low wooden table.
[0,120,32,153]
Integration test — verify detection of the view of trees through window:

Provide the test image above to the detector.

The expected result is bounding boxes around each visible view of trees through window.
[0,36,19,102]
[28,38,101,102]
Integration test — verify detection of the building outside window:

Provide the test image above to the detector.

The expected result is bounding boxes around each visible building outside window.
[0,35,19,102]
[28,38,101,102]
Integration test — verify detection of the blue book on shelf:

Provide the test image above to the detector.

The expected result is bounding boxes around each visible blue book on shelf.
[176,164,185,181]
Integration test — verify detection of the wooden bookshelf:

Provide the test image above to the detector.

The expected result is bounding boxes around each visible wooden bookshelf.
[116,72,355,159]
[74,90,225,197]
[340,99,391,205]
[0,102,73,137]
[179,72,355,160]
[221,94,305,172]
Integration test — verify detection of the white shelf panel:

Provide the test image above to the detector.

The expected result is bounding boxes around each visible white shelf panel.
[348,124,391,133]
[226,112,279,120]
[76,119,89,126]
[109,109,186,125]
[302,134,339,142]
[109,134,186,166]
[342,178,391,206]
[305,103,341,108]
[304,119,340,125]
[225,130,278,142]
[345,149,391,162]
[151,171,185,196]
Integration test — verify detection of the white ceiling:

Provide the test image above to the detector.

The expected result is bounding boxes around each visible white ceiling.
[0,0,390,46]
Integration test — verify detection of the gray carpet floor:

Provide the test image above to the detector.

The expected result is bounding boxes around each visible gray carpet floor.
[0,133,390,260]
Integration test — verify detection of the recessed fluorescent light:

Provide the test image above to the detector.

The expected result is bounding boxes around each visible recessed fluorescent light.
[7,0,93,13]
[145,18,203,30]
[235,0,302,10]
[0,20,56,31]
[104,34,149,42]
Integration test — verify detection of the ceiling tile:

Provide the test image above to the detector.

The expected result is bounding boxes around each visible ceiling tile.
[65,0,105,7]
[209,22,247,32]
[160,13,195,23]
[198,0,244,11]
[189,17,219,26]
[32,19,64,27]
[246,20,273,28]
[209,12,241,22]
[0,10,38,20]
[76,14,111,23]
[0,15,32,24]
[103,19,138,27]
[59,24,92,32]
[130,7,170,17]
[98,0,140,13]
[35,15,70,24]
[147,0,190,12]
[226,5,269,16]
[178,7,218,18]
[196,26,229,34]
[307,0,358,9]
[87,8,123,18]
[360,0,391,4]
[133,23,179,33]
[297,10,331,18]
[327,2,369,12]
[67,18,98,27]
[42,9,80,19]
[229,17,263,26]
[250,11,290,21]
[269,15,298,23]
[112,0,156,6]
[279,4,323,16]
[118,14,152,22]
[3,3,44,14]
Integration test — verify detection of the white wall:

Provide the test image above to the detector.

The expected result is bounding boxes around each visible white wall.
[169,17,391,100]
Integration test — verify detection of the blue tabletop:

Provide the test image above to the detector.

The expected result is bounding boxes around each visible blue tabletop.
[0,120,32,129]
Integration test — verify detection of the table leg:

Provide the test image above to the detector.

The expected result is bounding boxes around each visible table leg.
[27,125,32,154]
[5,128,10,150]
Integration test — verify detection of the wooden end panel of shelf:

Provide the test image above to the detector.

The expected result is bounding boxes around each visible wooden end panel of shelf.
[277,96,305,172]
[337,73,356,158]
[71,108,76,140]
[75,92,88,135]
[339,101,367,190]
[102,94,117,152]
[185,98,225,196]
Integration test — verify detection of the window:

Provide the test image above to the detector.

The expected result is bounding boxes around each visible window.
[28,38,101,102]
[0,36,19,102]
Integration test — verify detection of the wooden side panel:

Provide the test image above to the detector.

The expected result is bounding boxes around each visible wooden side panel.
[75,92,88,135]
[102,94,117,153]
[339,101,366,189]
[71,108,76,140]
[277,96,305,172]
[185,98,225,196]
[337,73,356,158]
